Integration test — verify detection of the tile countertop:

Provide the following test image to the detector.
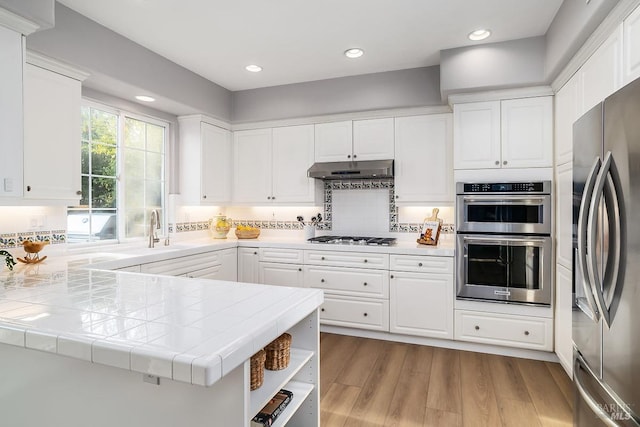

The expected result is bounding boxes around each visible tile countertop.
[0,262,323,387]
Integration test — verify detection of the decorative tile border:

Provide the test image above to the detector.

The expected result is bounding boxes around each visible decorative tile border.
[172,179,454,234]
[0,230,67,248]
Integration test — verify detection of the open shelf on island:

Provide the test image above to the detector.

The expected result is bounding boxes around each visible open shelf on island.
[249,348,314,418]
[270,381,314,427]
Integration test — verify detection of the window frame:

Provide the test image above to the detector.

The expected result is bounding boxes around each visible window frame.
[68,99,170,246]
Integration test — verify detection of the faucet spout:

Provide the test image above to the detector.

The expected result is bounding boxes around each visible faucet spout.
[149,209,161,248]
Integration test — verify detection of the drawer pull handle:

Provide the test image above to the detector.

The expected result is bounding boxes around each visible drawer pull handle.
[321,256,325,260]
[475,325,480,331]
[524,330,530,336]
[390,274,394,279]
[364,259,368,263]
[321,308,325,312]
[363,282,368,286]
[418,262,423,267]
[321,279,325,283]
[298,268,302,272]
[363,313,368,317]
[253,251,257,255]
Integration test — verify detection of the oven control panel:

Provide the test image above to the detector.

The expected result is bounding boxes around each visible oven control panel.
[459,181,549,194]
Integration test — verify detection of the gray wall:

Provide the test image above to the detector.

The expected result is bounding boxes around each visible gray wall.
[439,37,546,97]
[231,66,443,123]
[27,4,232,121]
[0,0,54,30]
[545,0,620,81]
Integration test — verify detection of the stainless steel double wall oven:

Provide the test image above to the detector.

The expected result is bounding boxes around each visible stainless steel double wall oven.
[456,181,553,305]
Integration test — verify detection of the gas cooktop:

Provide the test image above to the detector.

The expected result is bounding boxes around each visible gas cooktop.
[307,236,397,246]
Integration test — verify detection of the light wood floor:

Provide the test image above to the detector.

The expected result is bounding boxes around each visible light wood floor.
[319,333,573,427]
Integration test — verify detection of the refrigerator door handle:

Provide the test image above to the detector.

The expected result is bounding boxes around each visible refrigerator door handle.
[601,152,626,326]
[588,152,623,328]
[578,156,602,321]
[575,355,626,427]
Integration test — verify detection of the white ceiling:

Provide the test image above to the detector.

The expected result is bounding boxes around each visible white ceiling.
[58,0,564,92]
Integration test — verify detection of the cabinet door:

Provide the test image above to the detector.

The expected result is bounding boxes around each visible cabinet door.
[352,118,394,161]
[555,263,573,375]
[272,125,315,203]
[390,271,453,339]
[501,96,553,168]
[394,114,453,203]
[555,74,581,167]
[259,262,304,287]
[238,247,260,283]
[233,129,272,203]
[23,63,81,200]
[555,162,573,269]
[314,121,352,162]
[624,4,640,85]
[453,101,501,169]
[0,26,23,198]
[201,123,231,203]
[581,24,623,113]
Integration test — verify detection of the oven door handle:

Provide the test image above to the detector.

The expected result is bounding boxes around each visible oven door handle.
[578,156,602,323]
[460,235,548,246]
[460,196,548,205]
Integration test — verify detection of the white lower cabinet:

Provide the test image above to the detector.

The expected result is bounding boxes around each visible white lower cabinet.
[259,262,304,287]
[454,310,553,351]
[140,248,237,281]
[238,247,260,283]
[555,264,573,374]
[304,265,388,298]
[320,295,389,331]
[389,255,454,339]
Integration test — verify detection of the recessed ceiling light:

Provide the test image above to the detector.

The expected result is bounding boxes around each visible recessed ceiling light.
[468,29,491,41]
[344,48,364,59]
[135,95,155,102]
[245,64,263,72]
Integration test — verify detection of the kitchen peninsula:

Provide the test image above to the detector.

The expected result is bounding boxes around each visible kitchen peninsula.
[0,258,323,427]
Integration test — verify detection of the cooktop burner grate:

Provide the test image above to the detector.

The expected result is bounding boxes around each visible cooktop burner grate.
[307,236,397,246]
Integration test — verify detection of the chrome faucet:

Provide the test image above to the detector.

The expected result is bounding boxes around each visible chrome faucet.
[149,209,161,248]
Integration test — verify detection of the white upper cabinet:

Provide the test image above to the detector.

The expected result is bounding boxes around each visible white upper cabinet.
[272,125,316,203]
[555,162,573,269]
[0,26,24,199]
[394,114,453,203]
[23,59,85,202]
[352,118,395,161]
[624,4,640,85]
[233,125,317,204]
[453,97,552,169]
[581,24,623,113]
[314,118,394,162]
[453,101,501,169]
[179,117,232,205]
[554,73,582,167]
[233,128,272,203]
[501,97,553,168]
[314,121,352,162]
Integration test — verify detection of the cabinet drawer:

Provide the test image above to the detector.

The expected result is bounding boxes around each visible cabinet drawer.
[454,310,553,351]
[140,250,224,275]
[304,266,388,298]
[304,250,389,269]
[320,296,389,331]
[390,254,453,273]
[259,247,304,264]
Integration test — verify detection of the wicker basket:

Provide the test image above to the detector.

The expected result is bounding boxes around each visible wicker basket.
[250,349,266,390]
[235,228,260,239]
[264,333,292,371]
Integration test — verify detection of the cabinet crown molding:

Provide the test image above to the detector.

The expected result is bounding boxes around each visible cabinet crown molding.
[447,86,553,106]
[0,8,40,35]
[26,51,90,81]
[178,114,232,131]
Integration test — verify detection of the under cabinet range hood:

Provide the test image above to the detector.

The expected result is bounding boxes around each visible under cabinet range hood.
[307,159,394,180]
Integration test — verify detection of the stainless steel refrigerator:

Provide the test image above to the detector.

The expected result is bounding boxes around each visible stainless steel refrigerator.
[573,76,640,426]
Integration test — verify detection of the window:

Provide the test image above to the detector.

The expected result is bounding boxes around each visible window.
[67,103,166,243]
